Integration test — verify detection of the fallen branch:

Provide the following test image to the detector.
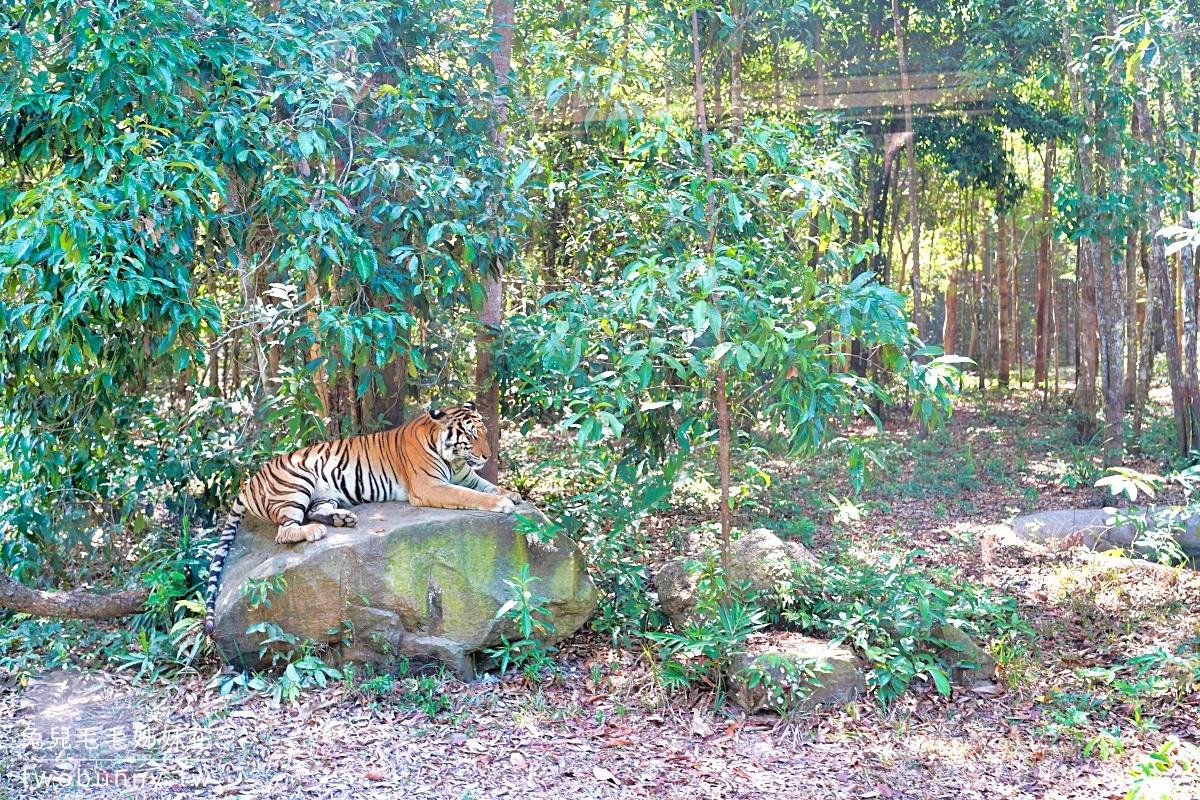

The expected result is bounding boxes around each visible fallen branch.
[0,571,149,619]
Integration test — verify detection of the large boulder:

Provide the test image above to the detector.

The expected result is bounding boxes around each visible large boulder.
[728,633,866,714]
[210,502,597,679]
[1012,508,1200,562]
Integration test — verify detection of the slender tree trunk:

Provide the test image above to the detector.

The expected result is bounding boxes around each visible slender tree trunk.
[1181,212,1199,453]
[1050,252,1059,403]
[815,15,825,111]
[891,0,922,337]
[1063,20,1099,439]
[997,210,1011,386]
[1076,242,1101,439]
[979,206,992,393]
[305,264,330,422]
[476,0,515,484]
[1133,246,1157,449]
[1013,214,1023,387]
[1035,139,1055,388]
[1124,230,1139,407]
[885,149,902,285]
[1136,93,1190,455]
[730,2,744,129]
[943,194,961,354]
[1174,96,1200,453]
[1093,4,1126,465]
[691,9,730,577]
[206,270,221,394]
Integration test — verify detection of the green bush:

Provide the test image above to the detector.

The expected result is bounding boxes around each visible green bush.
[644,559,767,699]
[782,550,1028,704]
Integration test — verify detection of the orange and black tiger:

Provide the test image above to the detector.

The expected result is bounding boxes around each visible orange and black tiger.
[203,402,521,634]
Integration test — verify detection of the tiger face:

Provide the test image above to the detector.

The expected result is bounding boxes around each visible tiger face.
[430,402,490,470]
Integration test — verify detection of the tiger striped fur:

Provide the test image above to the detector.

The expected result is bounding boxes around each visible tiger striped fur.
[203,402,520,635]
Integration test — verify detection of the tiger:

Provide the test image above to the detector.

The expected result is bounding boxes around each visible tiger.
[203,402,522,635]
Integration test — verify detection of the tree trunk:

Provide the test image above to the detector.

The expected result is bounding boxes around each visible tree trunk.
[1076,242,1101,439]
[1174,95,1200,453]
[691,9,730,577]
[1132,244,1157,449]
[943,200,959,355]
[379,352,409,429]
[1063,20,1098,439]
[305,264,330,423]
[1136,93,1190,455]
[1035,139,1055,388]
[1095,4,1126,466]
[729,2,744,129]
[1124,230,1139,407]
[892,0,923,338]
[997,211,1011,387]
[815,15,825,111]
[0,572,148,619]
[476,0,515,484]
[1013,214,1022,387]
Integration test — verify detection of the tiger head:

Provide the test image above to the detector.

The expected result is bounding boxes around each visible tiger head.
[429,402,490,470]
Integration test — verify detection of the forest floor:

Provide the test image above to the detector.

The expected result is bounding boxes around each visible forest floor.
[3,390,1200,799]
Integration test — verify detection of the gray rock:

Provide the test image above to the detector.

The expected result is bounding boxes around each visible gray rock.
[654,559,700,630]
[935,625,997,686]
[210,502,597,679]
[729,528,806,596]
[729,634,866,714]
[655,529,814,629]
[1012,508,1200,561]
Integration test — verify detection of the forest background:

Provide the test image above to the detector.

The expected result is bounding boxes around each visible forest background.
[2,0,1200,712]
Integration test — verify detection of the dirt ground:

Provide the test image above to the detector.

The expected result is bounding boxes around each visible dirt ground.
[2,394,1199,799]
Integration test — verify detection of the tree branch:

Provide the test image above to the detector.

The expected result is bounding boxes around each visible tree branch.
[0,571,149,619]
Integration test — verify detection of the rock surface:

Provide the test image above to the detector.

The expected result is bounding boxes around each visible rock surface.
[935,625,997,686]
[654,529,814,629]
[1012,508,1200,561]
[729,633,866,714]
[210,502,597,679]
[654,559,700,630]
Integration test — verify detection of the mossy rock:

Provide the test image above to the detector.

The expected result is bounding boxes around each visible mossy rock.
[935,624,997,686]
[210,502,597,679]
[729,634,866,714]
[654,529,815,629]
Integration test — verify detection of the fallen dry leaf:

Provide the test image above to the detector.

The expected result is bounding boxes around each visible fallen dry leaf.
[690,708,712,737]
[593,766,617,783]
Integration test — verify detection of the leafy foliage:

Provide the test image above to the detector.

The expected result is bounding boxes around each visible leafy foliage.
[644,560,767,699]
[783,550,1028,704]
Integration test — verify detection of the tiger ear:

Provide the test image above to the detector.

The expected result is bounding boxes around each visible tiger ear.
[463,401,477,411]
[429,407,446,420]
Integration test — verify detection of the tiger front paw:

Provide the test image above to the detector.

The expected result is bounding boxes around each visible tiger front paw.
[329,509,357,528]
[276,523,327,544]
[494,497,517,514]
[502,490,523,504]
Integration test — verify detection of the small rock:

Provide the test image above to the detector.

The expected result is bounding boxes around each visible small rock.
[654,529,816,629]
[728,529,806,598]
[1011,508,1200,562]
[728,634,866,714]
[935,625,997,686]
[654,559,700,629]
